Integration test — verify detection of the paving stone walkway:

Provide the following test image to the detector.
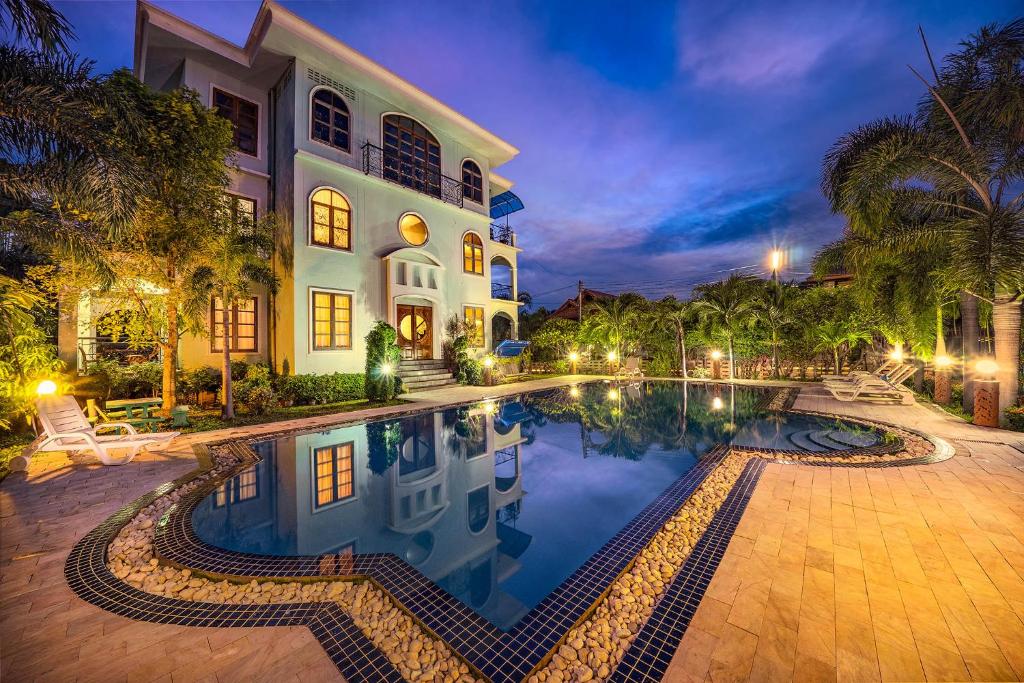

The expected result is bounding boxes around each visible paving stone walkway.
[3,378,1022,682]
[665,385,1024,682]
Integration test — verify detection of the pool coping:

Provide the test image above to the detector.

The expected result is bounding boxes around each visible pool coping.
[64,382,954,683]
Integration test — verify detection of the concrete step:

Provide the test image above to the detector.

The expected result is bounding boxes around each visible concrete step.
[403,377,457,392]
[398,367,454,379]
[787,430,829,452]
[823,429,880,448]
[399,360,447,370]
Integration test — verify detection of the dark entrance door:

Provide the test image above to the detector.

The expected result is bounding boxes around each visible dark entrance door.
[397,304,433,360]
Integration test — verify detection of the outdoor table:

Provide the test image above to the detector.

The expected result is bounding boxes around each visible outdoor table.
[104,397,164,432]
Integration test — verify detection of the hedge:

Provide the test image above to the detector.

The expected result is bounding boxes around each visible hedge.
[276,372,365,405]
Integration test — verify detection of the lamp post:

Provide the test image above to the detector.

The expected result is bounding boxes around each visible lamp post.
[483,356,495,386]
[933,355,953,406]
[569,351,579,375]
[973,358,1000,428]
[607,350,618,374]
[710,350,722,380]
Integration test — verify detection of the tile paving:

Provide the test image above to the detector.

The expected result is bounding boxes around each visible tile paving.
[3,377,1023,682]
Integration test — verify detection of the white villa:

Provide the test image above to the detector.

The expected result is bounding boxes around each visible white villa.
[58,0,524,390]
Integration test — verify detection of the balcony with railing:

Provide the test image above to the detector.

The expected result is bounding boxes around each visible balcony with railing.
[489,223,516,246]
[362,142,463,207]
[491,283,515,301]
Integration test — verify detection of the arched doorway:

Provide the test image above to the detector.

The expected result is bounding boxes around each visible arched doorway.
[491,312,514,350]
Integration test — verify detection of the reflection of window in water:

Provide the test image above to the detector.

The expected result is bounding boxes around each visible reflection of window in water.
[314,442,354,508]
[400,414,435,477]
[213,465,258,507]
[467,485,489,533]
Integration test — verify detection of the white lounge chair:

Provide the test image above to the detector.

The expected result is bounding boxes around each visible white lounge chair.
[825,372,915,405]
[824,364,915,389]
[615,357,644,379]
[33,396,179,466]
[822,358,899,382]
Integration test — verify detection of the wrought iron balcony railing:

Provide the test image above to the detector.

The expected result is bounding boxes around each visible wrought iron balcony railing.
[491,283,515,301]
[362,142,463,207]
[489,223,516,246]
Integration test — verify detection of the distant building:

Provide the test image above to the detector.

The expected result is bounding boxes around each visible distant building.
[547,288,615,321]
[800,271,854,289]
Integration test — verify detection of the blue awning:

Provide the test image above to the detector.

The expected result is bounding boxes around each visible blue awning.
[489,191,525,219]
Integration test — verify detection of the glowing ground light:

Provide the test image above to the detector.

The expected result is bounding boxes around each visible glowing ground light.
[975,358,999,378]
[607,351,617,362]
[607,388,620,401]
[710,350,722,360]
[36,379,58,396]
[483,401,497,414]
[569,351,579,362]
[934,355,954,368]
[483,356,494,368]
[711,397,724,410]
[569,386,580,398]
[379,363,393,376]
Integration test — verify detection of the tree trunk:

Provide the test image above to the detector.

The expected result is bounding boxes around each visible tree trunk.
[771,335,779,379]
[961,291,979,413]
[221,290,234,420]
[161,305,178,416]
[832,348,840,375]
[992,290,1021,425]
[676,323,688,379]
[727,337,735,380]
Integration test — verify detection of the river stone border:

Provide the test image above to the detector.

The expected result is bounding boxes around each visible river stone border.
[64,382,953,683]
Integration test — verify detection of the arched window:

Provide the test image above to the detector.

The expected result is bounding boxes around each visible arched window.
[383,114,441,195]
[461,160,483,203]
[463,233,484,275]
[311,88,350,152]
[310,188,351,250]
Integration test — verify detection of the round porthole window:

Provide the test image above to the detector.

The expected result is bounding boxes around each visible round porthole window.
[399,213,429,246]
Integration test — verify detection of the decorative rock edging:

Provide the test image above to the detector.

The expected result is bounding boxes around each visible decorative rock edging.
[64,383,954,683]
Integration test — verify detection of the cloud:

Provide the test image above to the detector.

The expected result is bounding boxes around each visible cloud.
[677,2,886,89]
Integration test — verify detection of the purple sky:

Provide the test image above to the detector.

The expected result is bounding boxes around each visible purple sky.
[57,0,1020,308]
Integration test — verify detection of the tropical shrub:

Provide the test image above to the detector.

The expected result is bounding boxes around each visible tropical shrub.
[178,366,221,403]
[85,360,162,399]
[233,363,277,414]
[365,321,401,401]
[277,373,365,405]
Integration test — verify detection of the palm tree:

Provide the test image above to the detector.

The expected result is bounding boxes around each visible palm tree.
[650,296,693,378]
[1,0,73,53]
[814,321,871,374]
[186,208,278,419]
[752,282,793,378]
[822,20,1024,422]
[584,294,643,361]
[693,274,757,380]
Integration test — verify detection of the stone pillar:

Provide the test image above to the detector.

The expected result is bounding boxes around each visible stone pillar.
[973,379,1000,428]
[712,358,722,380]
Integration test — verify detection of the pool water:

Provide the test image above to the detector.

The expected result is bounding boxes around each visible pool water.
[191,381,878,630]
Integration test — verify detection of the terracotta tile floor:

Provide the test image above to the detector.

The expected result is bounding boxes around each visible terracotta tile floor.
[3,379,1023,682]
[665,386,1024,682]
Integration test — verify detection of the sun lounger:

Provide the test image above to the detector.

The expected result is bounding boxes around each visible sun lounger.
[825,372,915,405]
[822,358,899,382]
[32,395,179,466]
[615,357,644,379]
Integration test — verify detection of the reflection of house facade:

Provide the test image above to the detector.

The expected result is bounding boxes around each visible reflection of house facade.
[58,0,524,377]
[193,407,532,629]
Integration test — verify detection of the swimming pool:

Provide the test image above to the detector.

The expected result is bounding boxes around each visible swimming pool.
[191,381,878,630]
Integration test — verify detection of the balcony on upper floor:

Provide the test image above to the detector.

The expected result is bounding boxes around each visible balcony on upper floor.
[491,283,515,301]
[489,223,517,247]
[362,142,464,207]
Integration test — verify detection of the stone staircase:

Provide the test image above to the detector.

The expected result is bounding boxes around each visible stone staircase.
[398,359,456,392]
[786,428,881,452]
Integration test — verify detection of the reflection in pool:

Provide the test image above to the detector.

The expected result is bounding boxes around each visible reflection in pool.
[191,381,872,630]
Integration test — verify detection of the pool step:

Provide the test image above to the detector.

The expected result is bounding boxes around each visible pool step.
[786,430,830,452]
[807,430,853,451]
[824,429,880,448]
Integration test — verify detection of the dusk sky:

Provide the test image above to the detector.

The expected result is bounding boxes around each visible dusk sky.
[58,0,1020,309]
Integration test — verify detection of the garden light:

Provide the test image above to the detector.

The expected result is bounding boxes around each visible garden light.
[975,358,999,379]
[483,401,497,415]
[710,350,722,360]
[569,386,580,398]
[568,351,579,362]
[890,345,904,362]
[607,388,620,401]
[607,350,617,362]
[712,396,724,410]
[36,380,58,396]
[379,362,393,376]
[483,356,494,368]
[934,355,954,369]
